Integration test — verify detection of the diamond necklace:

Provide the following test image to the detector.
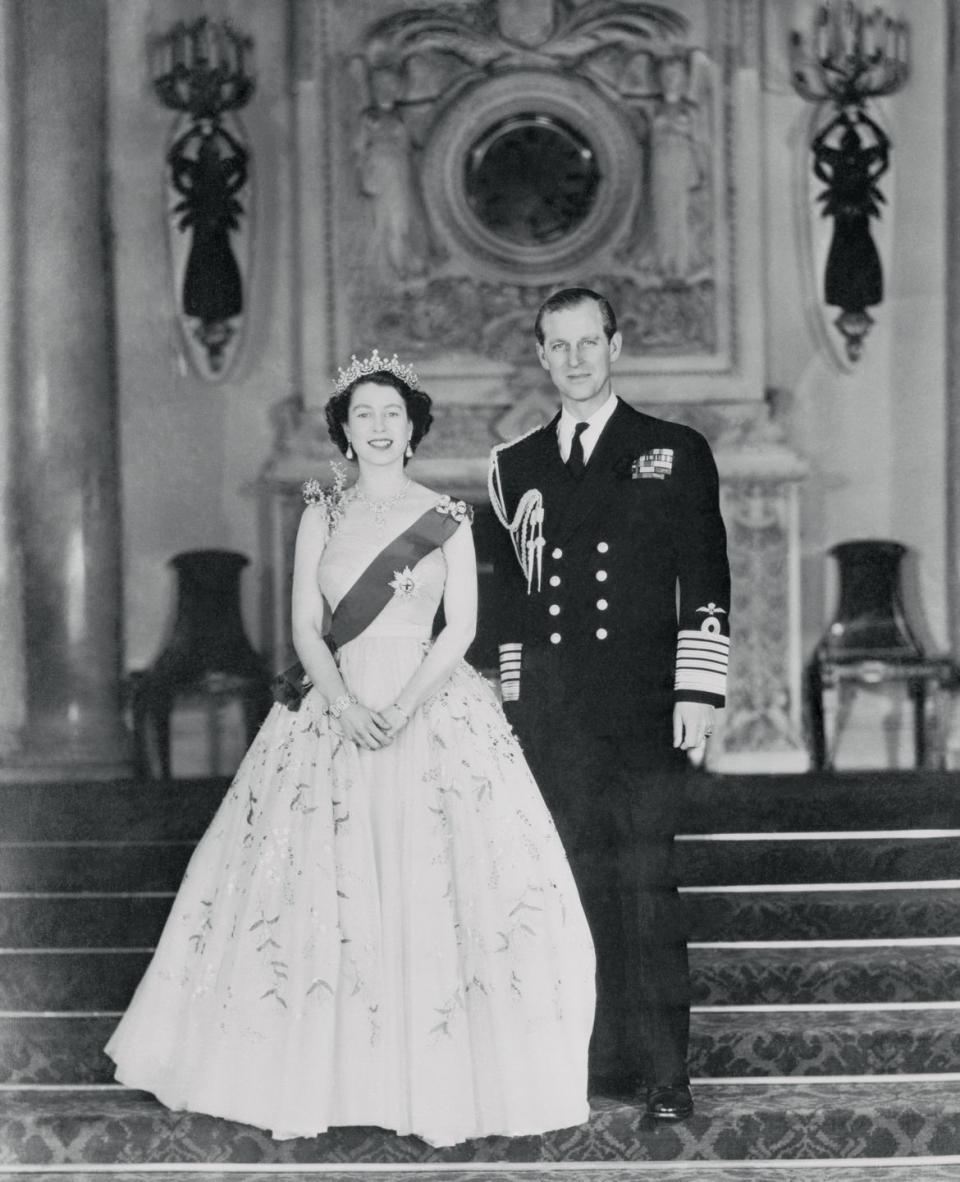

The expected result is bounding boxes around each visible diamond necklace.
[352,478,411,528]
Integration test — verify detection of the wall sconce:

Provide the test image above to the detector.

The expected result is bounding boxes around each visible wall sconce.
[149,17,255,381]
[789,2,909,363]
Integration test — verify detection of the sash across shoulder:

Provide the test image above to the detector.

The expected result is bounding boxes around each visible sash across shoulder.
[330,501,465,649]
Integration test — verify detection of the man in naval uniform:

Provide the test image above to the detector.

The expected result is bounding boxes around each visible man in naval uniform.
[487,287,730,1122]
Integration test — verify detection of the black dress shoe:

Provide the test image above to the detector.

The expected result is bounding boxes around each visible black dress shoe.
[646,1083,693,1121]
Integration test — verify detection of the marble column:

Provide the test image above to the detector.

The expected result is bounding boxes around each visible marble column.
[290,0,335,406]
[0,0,25,757]
[1,0,130,778]
[948,0,960,664]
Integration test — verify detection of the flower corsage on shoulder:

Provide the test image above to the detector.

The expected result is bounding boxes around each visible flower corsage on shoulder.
[434,494,474,524]
[301,461,349,531]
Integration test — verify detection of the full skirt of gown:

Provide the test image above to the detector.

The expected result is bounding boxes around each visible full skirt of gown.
[106,626,596,1146]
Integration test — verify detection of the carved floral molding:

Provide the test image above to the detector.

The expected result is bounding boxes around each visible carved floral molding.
[310,0,763,400]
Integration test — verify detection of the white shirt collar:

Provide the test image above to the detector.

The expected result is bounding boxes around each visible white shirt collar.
[557,393,618,464]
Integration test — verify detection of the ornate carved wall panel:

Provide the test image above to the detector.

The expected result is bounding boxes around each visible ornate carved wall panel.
[311,0,764,402]
[714,473,809,772]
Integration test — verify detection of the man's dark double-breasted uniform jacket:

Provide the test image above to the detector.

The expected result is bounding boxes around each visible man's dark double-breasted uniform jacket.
[488,398,731,735]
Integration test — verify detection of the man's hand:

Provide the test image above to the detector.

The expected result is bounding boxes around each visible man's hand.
[673,702,716,751]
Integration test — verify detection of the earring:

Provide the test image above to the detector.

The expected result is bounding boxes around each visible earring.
[346,443,354,460]
[405,441,413,459]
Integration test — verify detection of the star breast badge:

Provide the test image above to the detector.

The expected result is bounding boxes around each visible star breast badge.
[389,567,420,598]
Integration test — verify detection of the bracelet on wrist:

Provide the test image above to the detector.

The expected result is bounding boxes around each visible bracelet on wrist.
[328,692,358,719]
[390,702,410,722]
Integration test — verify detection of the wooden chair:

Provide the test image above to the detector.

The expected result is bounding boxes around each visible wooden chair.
[131,550,271,779]
[808,540,956,770]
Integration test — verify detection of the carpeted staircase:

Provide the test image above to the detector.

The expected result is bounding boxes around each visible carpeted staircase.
[2,771,960,1179]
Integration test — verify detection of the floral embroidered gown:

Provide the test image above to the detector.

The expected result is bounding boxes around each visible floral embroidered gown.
[106,492,595,1147]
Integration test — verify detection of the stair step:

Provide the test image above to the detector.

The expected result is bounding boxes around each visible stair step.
[676,837,960,886]
[681,771,960,832]
[0,893,174,947]
[4,837,955,896]
[6,1009,960,1086]
[2,772,960,844]
[9,887,957,949]
[690,1008,960,1076]
[1,1080,959,1163]
[0,780,227,842]
[690,944,960,1006]
[0,1015,118,1083]
[687,888,960,941]
[0,951,152,1010]
[3,886,960,951]
[0,843,194,892]
[9,1169,960,1182]
[7,890,949,949]
[11,1171,960,1182]
[3,944,959,1013]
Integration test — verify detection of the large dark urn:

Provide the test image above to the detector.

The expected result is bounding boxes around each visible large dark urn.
[133,550,271,779]
[819,539,922,659]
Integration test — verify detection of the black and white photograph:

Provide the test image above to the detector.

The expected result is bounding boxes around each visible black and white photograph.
[0,1,958,1179]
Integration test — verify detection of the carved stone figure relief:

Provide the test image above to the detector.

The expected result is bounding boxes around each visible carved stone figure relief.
[645,52,713,282]
[350,58,438,283]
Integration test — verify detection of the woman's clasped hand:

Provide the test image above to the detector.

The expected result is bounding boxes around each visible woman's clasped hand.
[336,700,409,749]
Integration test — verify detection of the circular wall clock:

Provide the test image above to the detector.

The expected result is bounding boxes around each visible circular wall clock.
[422,71,641,283]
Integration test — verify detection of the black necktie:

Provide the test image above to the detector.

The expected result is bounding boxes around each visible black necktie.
[567,421,588,478]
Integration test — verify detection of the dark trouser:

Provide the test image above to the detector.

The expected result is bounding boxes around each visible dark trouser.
[507,677,691,1088]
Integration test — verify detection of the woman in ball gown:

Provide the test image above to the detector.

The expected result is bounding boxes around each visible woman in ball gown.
[106,353,595,1148]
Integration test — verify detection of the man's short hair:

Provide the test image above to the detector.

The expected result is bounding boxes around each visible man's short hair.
[534,287,618,346]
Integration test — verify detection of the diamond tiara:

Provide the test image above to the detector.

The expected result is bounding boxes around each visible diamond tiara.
[333,349,420,395]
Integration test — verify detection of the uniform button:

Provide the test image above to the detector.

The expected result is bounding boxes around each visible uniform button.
[548,604,561,616]
[550,632,562,645]
[596,628,608,640]
[549,575,561,587]
[552,547,563,560]
[597,541,609,553]
[596,570,608,582]
[597,598,608,610]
